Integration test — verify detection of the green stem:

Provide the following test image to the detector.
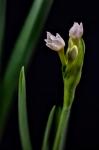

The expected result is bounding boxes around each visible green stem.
[53,80,75,150]
[53,36,85,150]
[63,79,75,108]
[58,49,67,66]
[52,107,70,150]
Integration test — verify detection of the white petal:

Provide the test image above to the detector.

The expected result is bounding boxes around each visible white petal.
[56,33,61,38]
[80,22,83,33]
[45,31,65,51]
[80,22,83,28]
[47,32,52,39]
[74,22,79,27]
[56,33,65,46]
[46,32,52,42]
[47,32,56,41]
[46,43,58,51]
[69,22,83,38]
[44,39,48,43]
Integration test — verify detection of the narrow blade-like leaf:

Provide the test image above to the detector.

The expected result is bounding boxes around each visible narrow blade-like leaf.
[42,106,56,150]
[18,66,32,150]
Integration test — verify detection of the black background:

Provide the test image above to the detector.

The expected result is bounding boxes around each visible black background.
[1,0,99,149]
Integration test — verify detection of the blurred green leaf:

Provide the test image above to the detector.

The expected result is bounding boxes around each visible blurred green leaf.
[42,106,56,150]
[3,0,54,93]
[18,66,32,150]
[0,0,54,135]
[0,0,6,138]
[0,0,6,57]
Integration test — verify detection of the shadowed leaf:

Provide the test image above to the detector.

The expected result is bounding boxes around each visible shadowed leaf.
[0,0,6,58]
[42,106,56,150]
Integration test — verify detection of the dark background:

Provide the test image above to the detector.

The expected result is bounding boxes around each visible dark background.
[1,0,99,149]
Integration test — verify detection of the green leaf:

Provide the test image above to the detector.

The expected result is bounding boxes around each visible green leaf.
[18,66,32,150]
[0,0,6,82]
[42,106,56,150]
[0,0,6,138]
[0,0,54,136]
[0,0,6,57]
[3,0,54,96]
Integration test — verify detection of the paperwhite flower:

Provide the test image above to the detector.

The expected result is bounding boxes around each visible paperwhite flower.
[69,22,83,39]
[44,32,65,51]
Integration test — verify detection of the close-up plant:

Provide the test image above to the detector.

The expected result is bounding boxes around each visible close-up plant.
[18,22,85,150]
[0,0,99,150]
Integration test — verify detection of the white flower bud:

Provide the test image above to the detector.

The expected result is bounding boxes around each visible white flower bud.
[67,45,78,61]
[69,22,83,39]
[44,32,65,51]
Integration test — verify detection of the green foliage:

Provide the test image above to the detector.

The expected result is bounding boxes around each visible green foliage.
[17,23,85,150]
[0,0,6,58]
[0,0,54,136]
[18,67,32,150]
[42,106,56,150]
[0,1,86,149]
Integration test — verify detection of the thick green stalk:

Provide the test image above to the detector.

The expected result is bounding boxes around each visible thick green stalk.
[52,107,69,150]
[53,81,74,150]
[58,109,70,150]
[63,80,75,108]
[58,81,75,150]
[53,38,85,150]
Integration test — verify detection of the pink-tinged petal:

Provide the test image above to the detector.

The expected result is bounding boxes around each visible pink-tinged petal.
[45,32,65,51]
[47,32,56,40]
[56,33,65,46]
[56,33,61,38]
[69,22,83,39]
[46,43,59,51]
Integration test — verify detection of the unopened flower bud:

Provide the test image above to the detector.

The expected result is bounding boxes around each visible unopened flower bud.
[69,22,83,39]
[67,45,78,62]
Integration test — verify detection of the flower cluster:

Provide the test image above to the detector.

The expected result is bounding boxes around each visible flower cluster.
[44,22,83,52]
